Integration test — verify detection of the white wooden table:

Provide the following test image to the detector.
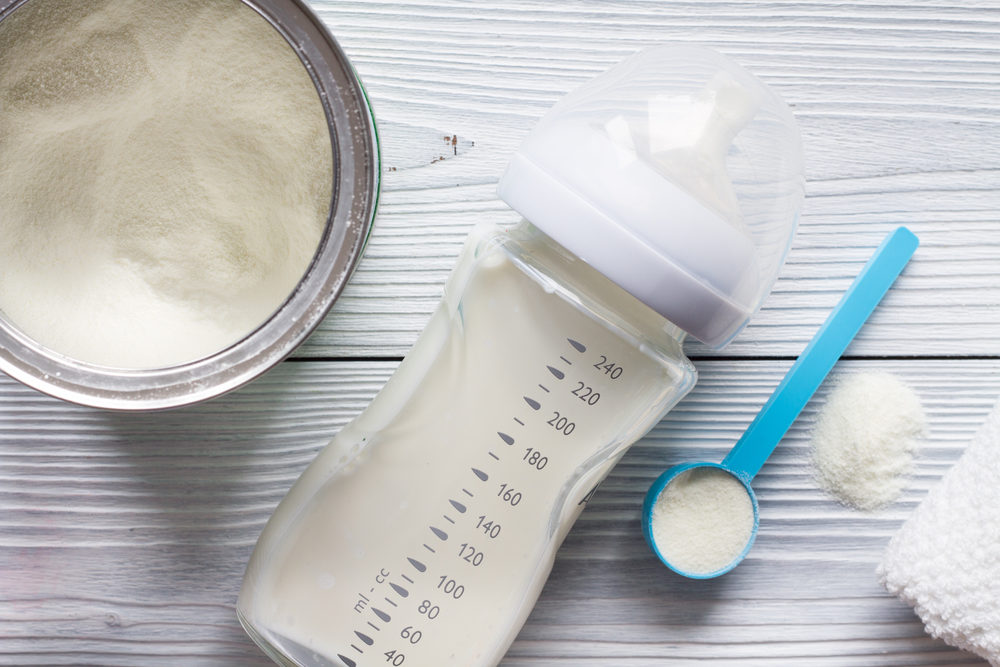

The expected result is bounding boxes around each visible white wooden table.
[2,1,999,665]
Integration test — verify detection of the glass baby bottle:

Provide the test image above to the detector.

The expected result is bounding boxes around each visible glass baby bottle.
[238,45,804,667]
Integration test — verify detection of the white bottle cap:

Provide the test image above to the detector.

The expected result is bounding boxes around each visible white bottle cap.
[498,46,804,349]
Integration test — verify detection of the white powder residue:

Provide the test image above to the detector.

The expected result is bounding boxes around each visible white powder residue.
[811,372,925,511]
[651,466,755,575]
[0,0,332,369]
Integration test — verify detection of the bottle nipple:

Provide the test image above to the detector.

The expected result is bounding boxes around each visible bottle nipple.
[605,71,761,227]
[497,45,804,349]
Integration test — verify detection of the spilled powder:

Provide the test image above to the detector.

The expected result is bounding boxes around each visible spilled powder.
[0,0,333,369]
[811,372,925,511]
[651,466,755,575]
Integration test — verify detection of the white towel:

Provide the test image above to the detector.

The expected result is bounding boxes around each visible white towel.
[877,400,1000,665]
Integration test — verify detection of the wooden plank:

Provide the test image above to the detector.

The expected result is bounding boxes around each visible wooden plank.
[1,359,996,665]
[282,1,1000,359]
[1,3,998,667]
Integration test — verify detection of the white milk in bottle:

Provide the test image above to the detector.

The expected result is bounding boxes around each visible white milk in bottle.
[238,45,804,667]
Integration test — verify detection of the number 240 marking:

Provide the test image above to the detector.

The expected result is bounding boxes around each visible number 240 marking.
[593,355,623,379]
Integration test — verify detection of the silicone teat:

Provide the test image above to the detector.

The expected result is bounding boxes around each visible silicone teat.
[630,70,761,226]
[642,227,920,579]
[498,45,805,349]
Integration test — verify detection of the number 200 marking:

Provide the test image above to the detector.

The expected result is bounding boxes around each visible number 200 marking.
[547,411,575,435]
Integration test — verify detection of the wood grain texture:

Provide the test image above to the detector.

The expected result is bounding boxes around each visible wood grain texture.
[2,1,999,666]
[288,0,1000,359]
[2,360,998,665]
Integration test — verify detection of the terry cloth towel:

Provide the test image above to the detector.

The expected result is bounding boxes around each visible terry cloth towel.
[877,400,1000,665]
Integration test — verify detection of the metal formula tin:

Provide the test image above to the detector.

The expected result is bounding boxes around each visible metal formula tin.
[0,0,380,410]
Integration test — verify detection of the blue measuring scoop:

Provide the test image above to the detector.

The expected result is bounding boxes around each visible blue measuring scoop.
[642,226,920,578]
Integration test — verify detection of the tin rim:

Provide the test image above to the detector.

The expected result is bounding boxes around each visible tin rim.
[0,0,380,410]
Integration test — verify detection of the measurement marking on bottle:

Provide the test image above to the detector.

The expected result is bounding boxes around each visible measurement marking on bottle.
[498,432,514,445]
[430,526,448,540]
[514,417,525,426]
[524,396,541,410]
[423,543,436,553]
[367,621,381,631]
[390,583,409,598]
[401,574,414,584]
[372,607,391,621]
[462,488,474,497]
[449,500,467,513]
[568,338,587,353]
[383,598,397,608]
[472,468,488,481]
[538,384,550,393]
[355,631,374,646]
[337,654,357,667]
[444,514,456,524]
[351,643,363,654]
[559,356,572,365]
[408,557,427,572]
[488,451,500,461]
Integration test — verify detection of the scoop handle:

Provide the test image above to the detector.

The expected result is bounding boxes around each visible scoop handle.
[722,227,919,481]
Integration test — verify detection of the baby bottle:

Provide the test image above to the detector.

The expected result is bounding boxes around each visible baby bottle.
[238,45,803,667]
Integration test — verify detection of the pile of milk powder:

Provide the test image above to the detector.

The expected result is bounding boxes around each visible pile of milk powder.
[0,0,333,369]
